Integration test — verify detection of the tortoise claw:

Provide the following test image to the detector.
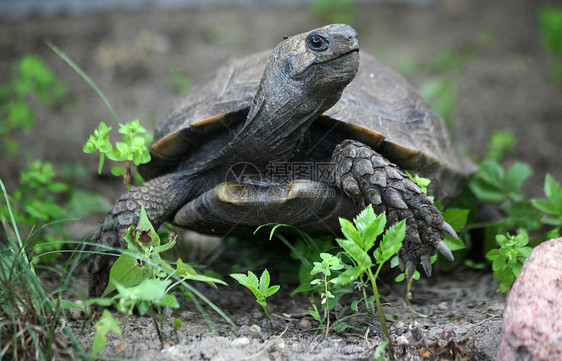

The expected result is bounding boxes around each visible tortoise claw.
[421,254,432,277]
[406,260,416,280]
[436,240,454,261]
[399,258,406,272]
[441,221,458,240]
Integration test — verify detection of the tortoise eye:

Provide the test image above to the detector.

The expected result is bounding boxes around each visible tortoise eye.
[306,33,329,52]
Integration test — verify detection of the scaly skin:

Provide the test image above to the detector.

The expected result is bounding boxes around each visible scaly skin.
[332,139,455,278]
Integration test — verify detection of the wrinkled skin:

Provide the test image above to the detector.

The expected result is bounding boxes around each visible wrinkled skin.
[88,24,456,297]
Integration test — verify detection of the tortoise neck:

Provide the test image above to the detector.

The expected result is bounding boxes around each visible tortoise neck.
[234,95,323,162]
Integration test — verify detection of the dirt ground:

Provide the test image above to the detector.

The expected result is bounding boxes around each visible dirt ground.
[1,0,562,360]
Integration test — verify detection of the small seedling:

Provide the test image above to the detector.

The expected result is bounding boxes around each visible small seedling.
[486,232,532,292]
[373,341,391,361]
[92,309,122,356]
[310,252,344,337]
[83,119,151,187]
[230,269,280,332]
[173,318,182,343]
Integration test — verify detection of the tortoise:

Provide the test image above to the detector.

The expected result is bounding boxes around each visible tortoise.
[88,24,476,297]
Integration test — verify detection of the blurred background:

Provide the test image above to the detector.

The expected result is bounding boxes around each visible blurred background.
[1,0,561,208]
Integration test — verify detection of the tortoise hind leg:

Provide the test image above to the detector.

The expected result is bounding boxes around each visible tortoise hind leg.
[331,139,456,279]
[88,171,194,297]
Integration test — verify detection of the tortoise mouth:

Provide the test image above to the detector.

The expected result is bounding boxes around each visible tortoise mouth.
[312,48,359,66]
[295,48,359,80]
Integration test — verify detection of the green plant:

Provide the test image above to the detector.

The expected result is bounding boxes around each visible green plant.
[0,179,85,360]
[467,132,544,244]
[92,309,122,356]
[83,119,151,186]
[230,269,280,332]
[373,341,391,361]
[458,130,562,289]
[87,206,229,350]
[172,318,182,343]
[486,232,532,292]
[309,252,344,337]
[0,160,70,263]
[332,205,405,357]
[538,6,562,86]
[0,54,66,155]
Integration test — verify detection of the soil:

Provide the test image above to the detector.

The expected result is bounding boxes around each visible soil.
[1,0,561,360]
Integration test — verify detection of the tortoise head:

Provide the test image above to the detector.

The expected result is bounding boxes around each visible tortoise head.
[257,24,359,109]
[272,24,360,96]
[241,25,359,160]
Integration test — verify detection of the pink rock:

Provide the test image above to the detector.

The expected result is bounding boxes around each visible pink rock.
[497,238,562,361]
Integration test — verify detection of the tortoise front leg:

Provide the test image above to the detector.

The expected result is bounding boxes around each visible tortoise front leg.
[88,171,193,297]
[331,139,456,279]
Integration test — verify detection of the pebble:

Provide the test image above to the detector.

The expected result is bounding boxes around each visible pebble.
[437,301,448,310]
[497,238,562,361]
[299,319,311,330]
[395,335,409,345]
[232,337,250,347]
[249,324,261,334]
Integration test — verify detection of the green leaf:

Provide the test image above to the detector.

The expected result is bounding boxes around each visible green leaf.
[137,205,160,247]
[442,208,469,232]
[116,278,171,303]
[103,253,150,297]
[354,204,376,234]
[266,285,280,298]
[536,174,562,215]
[173,318,182,330]
[119,118,147,135]
[59,299,87,311]
[259,269,271,296]
[469,160,506,204]
[375,219,405,264]
[158,293,179,308]
[336,237,371,268]
[504,162,532,201]
[360,208,386,252]
[176,258,197,277]
[230,272,259,298]
[339,218,361,245]
[333,265,364,285]
[92,310,122,356]
[111,166,125,176]
[532,198,558,215]
[444,234,466,252]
